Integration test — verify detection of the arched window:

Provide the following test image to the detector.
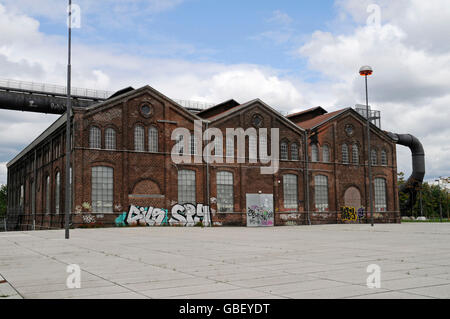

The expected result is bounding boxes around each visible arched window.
[46,175,50,214]
[314,175,329,211]
[248,135,257,161]
[149,126,158,153]
[178,170,196,204]
[381,150,388,166]
[134,125,145,152]
[342,144,349,164]
[280,141,288,160]
[92,166,114,213]
[226,136,234,158]
[352,144,359,165]
[371,149,378,166]
[311,144,319,162]
[323,145,330,163]
[55,172,60,214]
[291,143,299,161]
[283,174,298,209]
[214,136,223,157]
[374,178,387,211]
[105,128,116,150]
[89,126,101,149]
[190,133,197,155]
[217,171,233,212]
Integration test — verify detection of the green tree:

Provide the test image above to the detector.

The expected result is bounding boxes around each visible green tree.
[0,184,6,218]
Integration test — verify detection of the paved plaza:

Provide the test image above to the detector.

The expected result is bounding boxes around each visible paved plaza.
[0,223,449,299]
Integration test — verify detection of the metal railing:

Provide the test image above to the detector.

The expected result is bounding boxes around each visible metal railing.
[0,78,113,99]
[0,78,216,109]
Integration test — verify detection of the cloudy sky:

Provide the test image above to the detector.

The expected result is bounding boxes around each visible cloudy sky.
[0,0,449,184]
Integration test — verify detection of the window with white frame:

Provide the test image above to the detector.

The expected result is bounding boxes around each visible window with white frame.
[46,176,50,214]
[342,144,349,164]
[291,143,299,161]
[175,134,184,155]
[217,171,234,212]
[91,166,113,213]
[178,170,196,204]
[283,174,298,209]
[55,172,60,214]
[190,133,197,155]
[259,134,268,161]
[89,126,101,149]
[371,149,378,166]
[314,175,329,211]
[248,135,257,160]
[214,136,223,157]
[352,144,359,164]
[381,150,388,166]
[311,144,319,162]
[374,178,387,211]
[134,125,145,152]
[280,141,288,160]
[323,145,330,163]
[149,126,158,153]
[105,128,116,150]
[20,184,24,207]
[226,136,234,158]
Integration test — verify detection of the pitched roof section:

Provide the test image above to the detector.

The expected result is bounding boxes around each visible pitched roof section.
[295,108,350,130]
[196,99,240,119]
[208,98,305,134]
[287,107,327,123]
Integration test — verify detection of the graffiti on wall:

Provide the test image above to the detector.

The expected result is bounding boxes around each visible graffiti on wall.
[341,206,365,222]
[115,203,211,227]
[246,194,274,227]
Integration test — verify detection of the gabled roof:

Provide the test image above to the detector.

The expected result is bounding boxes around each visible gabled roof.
[85,85,203,121]
[296,108,350,130]
[196,99,240,119]
[208,98,305,134]
[287,106,327,122]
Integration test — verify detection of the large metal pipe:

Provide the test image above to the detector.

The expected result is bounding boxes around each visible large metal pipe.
[387,132,425,201]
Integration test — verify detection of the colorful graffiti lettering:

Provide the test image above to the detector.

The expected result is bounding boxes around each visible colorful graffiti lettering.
[115,204,211,227]
[341,206,365,222]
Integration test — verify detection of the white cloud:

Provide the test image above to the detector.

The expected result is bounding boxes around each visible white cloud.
[268,10,293,25]
[297,0,450,180]
[0,1,449,184]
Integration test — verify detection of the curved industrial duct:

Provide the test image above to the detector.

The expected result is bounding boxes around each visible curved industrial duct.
[387,132,425,206]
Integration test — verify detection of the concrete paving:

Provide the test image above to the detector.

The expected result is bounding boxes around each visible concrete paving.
[0,223,449,299]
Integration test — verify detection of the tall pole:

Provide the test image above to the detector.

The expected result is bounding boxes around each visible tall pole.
[365,75,375,227]
[65,0,72,239]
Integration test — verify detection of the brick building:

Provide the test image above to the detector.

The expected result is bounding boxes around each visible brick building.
[6,85,400,230]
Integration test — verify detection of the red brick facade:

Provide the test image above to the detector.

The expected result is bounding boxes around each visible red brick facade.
[6,85,400,230]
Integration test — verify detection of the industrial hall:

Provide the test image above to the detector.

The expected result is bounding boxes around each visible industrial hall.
[6,84,422,229]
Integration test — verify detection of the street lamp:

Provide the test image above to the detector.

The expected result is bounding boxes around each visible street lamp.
[360,66,375,227]
[65,0,73,239]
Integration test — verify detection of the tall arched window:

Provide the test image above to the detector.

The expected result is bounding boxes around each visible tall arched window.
[217,171,233,212]
[214,136,223,157]
[190,133,197,155]
[105,128,116,150]
[149,126,158,153]
[342,144,349,164]
[381,150,388,166]
[291,143,299,161]
[283,174,298,209]
[92,166,114,213]
[311,144,319,162]
[248,135,257,161]
[134,125,145,152]
[55,172,60,214]
[89,126,101,149]
[322,145,330,163]
[280,141,288,160]
[371,149,378,166]
[178,170,196,204]
[314,175,329,211]
[46,175,50,214]
[352,144,359,165]
[374,178,387,211]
